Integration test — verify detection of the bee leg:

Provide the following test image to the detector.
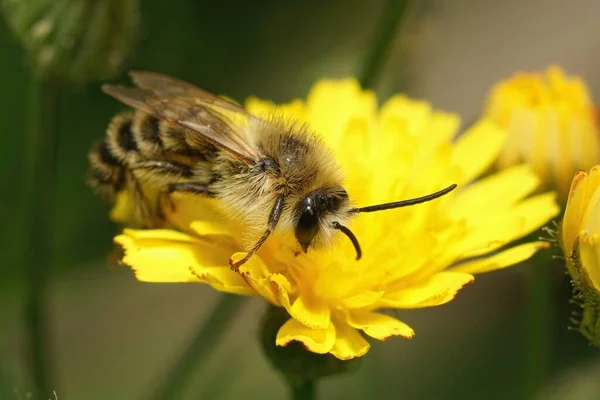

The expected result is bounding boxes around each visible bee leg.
[229,194,285,273]
[132,160,193,178]
[167,182,213,196]
[155,191,172,221]
[126,171,160,228]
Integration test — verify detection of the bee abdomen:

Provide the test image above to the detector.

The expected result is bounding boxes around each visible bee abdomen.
[87,139,126,202]
[106,111,139,163]
[133,112,164,158]
[160,121,218,161]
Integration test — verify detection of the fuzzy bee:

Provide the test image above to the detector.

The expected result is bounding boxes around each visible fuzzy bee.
[87,72,456,271]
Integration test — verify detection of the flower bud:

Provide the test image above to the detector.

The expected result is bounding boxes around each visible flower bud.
[560,166,600,346]
[2,0,140,83]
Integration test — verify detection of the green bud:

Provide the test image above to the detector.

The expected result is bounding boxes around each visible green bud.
[567,238,600,346]
[260,306,362,389]
[2,0,140,83]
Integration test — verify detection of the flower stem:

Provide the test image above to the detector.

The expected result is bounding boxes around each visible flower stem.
[523,252,554,398]
[359,0,411,89]
[289,380,317,400]
[23,74,63,398]
[150,294,245,400]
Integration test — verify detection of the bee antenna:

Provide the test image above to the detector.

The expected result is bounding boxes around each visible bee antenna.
[332,221,362,260]
[352,184,457,213]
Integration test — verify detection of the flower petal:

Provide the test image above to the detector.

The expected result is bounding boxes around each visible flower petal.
[379,271,474,309]
[231,253,280,305]
[191,266,256,296]
[450,164,540,220]
[261,272,331,329]
[457,192,558,257]
[110,191,138,226]
[115,229,211,282]
[306,79,376,146]
[342,291,384,309]
[245,97,306,122]
[581,180,600,236]
[452,119,506,183]
[115,229,253,295]
[579,233,600,292]
[562,170,590,256]
[347,311,414,340]
[582,166,600,212]
[190,220,236,238]
[276,318,336,354]
[290,295,331,330]
[330,321,370,360]
[452,241,549,274]
[165,194,229,233]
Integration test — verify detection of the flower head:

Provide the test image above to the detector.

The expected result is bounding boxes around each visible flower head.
[560,166,600,345]
[484,66,600,197]
[115,79,559,359]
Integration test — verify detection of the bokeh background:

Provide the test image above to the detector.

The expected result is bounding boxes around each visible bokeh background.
[2,0,600,399]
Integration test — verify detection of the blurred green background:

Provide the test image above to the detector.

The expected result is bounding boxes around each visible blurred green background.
[2,0,600,399]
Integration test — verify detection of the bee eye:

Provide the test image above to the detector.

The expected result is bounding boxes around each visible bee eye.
[295,199,320,253]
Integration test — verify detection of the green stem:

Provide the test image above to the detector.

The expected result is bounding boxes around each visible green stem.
[150,294,245,400]
[23,75,63,398]
[523,252,554,398]
[359,0,411,89]
[289,380,317,400]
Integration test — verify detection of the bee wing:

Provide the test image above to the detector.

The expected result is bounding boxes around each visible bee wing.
[102,74,262,164]
[129,71,252,116]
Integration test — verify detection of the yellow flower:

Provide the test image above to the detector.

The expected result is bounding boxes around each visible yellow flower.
[115,79,559,359]
[560,166,600,345]
[484,66,600,197]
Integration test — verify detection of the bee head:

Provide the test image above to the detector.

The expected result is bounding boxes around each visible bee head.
[294,186,354,254]
[293,183,458,261]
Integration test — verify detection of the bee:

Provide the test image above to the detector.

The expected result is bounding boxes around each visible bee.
[88,71,457,271]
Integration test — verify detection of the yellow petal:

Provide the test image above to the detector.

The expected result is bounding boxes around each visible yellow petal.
[306,79,376,145]
[115,229,205,282]
[458,192,558,257]
[165,194,227,233]
[452,119,506,183]
[379,95,433,138]
[191,266,256,296]
[270,273,295,312]
[453,241,549,274]
[579,233,600,292]
[347,311,414,340]
[342,291,384,309]
[245,97,306,122]
[582,166,600,210]
[276,318,336,354]
[231,253,280,305]
[450,164,539,219]
[115,229,253,296]
[581,183,600,236]
[190,220,236,238]
[290,294,331,330]
[379,271,474,308]
[109,190,137,225]
[265,273,330,329]
[329,321,370,360]
[562,170,590,256]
